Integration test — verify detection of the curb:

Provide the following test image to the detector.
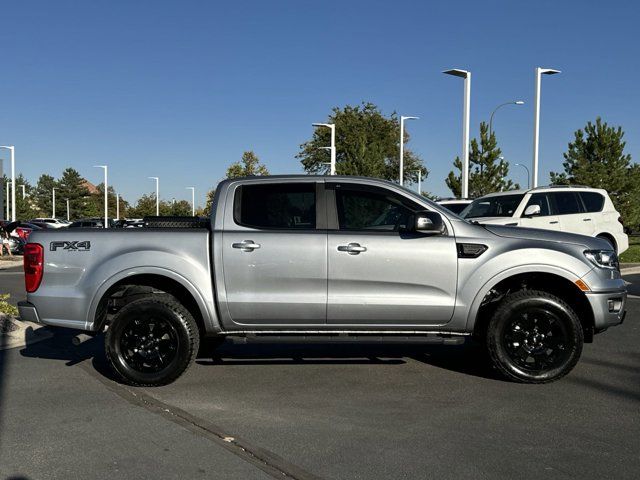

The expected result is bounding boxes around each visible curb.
[0,258,23,270]
[621,266,640,276]
[0,315,53,350]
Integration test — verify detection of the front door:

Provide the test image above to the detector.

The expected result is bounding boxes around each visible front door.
[326,182,457,326]
[519,193,561,230]
[221,181,327,326]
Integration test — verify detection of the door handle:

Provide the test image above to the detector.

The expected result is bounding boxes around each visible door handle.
[337,243,367,255]
[232,240,261,252]
[549,221,559,224]
[583,218,592,221]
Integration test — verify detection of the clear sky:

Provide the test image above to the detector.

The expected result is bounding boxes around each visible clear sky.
[1,0,638,206]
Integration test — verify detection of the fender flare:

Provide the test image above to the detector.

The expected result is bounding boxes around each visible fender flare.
[464,264,582,332]
[86,266,220,333]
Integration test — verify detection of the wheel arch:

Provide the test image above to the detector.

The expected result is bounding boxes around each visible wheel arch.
[595,232,617,252]
[469,270,595,344]
[88,267,220,335]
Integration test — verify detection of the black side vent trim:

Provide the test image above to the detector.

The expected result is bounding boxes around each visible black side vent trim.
[457,243,488,258]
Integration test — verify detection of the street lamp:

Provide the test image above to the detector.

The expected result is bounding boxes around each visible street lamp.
[412,169,423,195]
[312,123,336,175]
[0,146,15,221]
[186,187,195,216]
[514,163,531,189]
[115,193,120,221]
[149,177,159,216]
[489,100,525,137]
[5,181,10,220]
[399,116,419,186]
[532,67,560,188]
[443,69,471,199]
[66,198,70,221]
[18,184,26,200]
[52,187,56,218]
[94,165,108,228]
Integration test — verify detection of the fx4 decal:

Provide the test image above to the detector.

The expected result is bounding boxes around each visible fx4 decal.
[50,241,91,252]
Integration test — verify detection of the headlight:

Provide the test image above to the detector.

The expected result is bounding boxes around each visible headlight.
[584,249,619,270]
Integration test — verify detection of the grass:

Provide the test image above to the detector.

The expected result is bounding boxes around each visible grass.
[620,235,640,264]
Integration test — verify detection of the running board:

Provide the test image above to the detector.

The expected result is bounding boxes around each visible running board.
[219,331,469,345]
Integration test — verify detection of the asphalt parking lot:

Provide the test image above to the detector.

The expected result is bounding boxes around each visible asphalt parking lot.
[1,267,639,480]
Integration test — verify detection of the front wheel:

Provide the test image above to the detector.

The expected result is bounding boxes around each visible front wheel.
[105,295,200,386]
[486,290,583,383]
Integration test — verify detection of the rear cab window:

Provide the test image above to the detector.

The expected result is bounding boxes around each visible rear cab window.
[234,183,317,230]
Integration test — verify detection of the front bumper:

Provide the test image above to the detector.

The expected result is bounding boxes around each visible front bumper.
[585,290,627,330]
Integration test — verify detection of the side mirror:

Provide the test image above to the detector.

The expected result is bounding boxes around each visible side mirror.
[414,211,445,235]
[523,204,541,217]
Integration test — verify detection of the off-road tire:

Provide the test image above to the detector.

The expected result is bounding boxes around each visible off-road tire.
[105,295,200,386]
[486,289,583,384]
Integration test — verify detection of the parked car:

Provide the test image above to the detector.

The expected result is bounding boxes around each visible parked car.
[6,235,26,254]
[69,219,103,228]
[5,222,43,241]
[28,221,59,230]
[20,176,626,386]
[30,218,69,229]
[460,186,628,253]
[437,198,473,215]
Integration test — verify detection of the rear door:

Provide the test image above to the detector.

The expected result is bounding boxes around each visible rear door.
[221,181,327,326]
[326,182,457,326]
[551,191,595,236]
[518,193,560,230]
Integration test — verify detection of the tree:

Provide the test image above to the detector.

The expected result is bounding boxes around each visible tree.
[33,174,58,217]
[297,102,427,184]
[128,193,159,218]
[2,173,38,220]
[58,168,91,220]
[203,189,216,216]
[226,151,269,178]
[446,122,519,198]
[551,117,640,226]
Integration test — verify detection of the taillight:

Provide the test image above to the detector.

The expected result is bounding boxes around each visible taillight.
[24,243,44,293]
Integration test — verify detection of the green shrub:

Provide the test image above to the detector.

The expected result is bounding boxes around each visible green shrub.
[0,294,19,316]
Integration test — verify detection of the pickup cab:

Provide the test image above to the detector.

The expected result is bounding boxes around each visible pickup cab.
[18,176,627,386]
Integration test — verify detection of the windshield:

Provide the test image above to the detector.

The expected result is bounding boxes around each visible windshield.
[461,194,524,219]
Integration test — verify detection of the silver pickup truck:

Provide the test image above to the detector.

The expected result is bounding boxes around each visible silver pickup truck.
[18,176,626,386]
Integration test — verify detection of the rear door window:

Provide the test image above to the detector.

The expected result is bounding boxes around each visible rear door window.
[236,183,316,230]
[551,192,583,215]
[579,192,605,212]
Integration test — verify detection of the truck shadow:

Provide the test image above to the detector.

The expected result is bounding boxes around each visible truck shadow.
[18,330,500,383]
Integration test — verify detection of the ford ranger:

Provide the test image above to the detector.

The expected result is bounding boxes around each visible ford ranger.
[18,176,627,386]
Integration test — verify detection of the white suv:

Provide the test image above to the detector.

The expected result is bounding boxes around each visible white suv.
[460,186,628,253]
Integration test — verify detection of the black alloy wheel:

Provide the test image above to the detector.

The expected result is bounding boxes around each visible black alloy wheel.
[487,289,583,383]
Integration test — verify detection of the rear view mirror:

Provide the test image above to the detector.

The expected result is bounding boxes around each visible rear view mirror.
[414,211,445,235]
[524,204,541,217]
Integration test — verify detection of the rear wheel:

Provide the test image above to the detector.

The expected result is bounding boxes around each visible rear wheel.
[486,290,583,383]
[105,295,199,386]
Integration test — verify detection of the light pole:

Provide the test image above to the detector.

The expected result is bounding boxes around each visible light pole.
[116,193,120,220]
[312,123,336,175]
[514,163,531,189]
[66,198,70,221]
[489,100,524,137]
[186,187,195,216]
[18,184,26,199]
[413,169,422,195]
[443,69,471,199]
[399,116,419,186]
[0,146,15,221]
[149,177,159,216]
[52,187,56,218]
[532,67,560,188]
[5,181,10,219]
[94,165,108,228]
